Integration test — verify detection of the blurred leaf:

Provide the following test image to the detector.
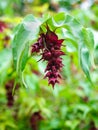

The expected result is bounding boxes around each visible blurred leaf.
[0,48,12,74]
[92,116,98,128]
[65,120,79,130]
[94,45,98,65]
[81,28,94,53]
[12,14,41,86]
[79,45,91,83]
[25,74,39,90]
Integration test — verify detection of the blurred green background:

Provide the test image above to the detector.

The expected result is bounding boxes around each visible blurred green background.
[0,0,98,130]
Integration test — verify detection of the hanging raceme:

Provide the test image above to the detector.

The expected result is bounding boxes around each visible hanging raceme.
[31,26,65,88]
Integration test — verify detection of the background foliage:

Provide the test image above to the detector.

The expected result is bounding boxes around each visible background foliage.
[0,0,98,130]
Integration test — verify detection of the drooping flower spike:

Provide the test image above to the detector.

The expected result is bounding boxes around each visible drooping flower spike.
[31,26,65,88]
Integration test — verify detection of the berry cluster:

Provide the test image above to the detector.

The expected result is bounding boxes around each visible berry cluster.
[5,80,14,107]
[31,27,64,88]
[30,112,43,130]
[5,80,19,107]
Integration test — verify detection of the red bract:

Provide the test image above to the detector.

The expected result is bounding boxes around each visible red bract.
[31,34,44,53]
[31,27,65,88]
[0,21,7,32]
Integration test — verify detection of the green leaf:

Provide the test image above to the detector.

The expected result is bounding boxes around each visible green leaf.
[12,14,41,81]
[80,28,95,68]
[94,45,98,66]
[81,28,94,52]
[65,120,79,130]
[79,45,92,82]
[0,48,12,74]
[92,116,98,128]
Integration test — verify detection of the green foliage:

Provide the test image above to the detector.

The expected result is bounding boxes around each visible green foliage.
[0,0,23,16]
[0,48,12,73]
[12,14,41,86]
[12,12,95,86]
[1,1,98,130]
[0,48,12,85]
